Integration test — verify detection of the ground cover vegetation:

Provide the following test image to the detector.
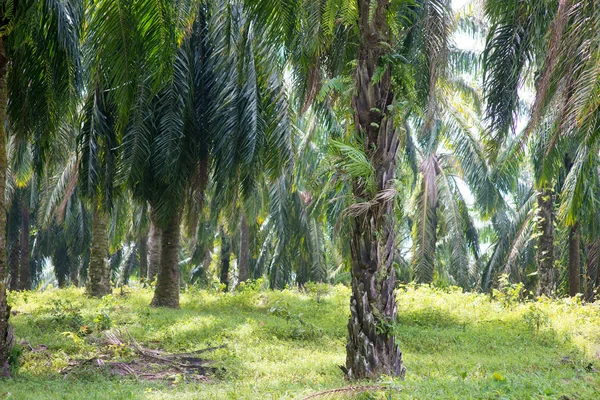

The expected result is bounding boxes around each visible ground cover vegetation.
[1,0,600,398]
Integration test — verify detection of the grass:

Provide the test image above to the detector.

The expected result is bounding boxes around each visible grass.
[1,284,600,399]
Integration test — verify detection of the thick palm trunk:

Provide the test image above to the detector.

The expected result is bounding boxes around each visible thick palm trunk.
[8,238,19,291]
[19,204,30,290]
[238,214,249,284]
[151,212,181,307]
[220,226,231,291]
[585,240,599,302]
[536,189,555,296]
[345,0,403,380]
[568,224,581,297]
[147,214,162,283]
[86,203,111,297]
[139,235,148,282]
[0,36,14,376]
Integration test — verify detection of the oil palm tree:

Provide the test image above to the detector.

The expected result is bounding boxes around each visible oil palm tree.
[246,0,474,378]
[0,0,82,374]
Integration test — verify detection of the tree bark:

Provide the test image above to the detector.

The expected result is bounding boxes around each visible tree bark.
[568,224,581,297]
[238,214,249,284]
[535,189,555,296]
[19,204,30,290]
[0,36,14,376]
[147,212,162,283]
[8,238,19,291]
[220,226,231,291]
[69,256,80,287]
[139,235,148,283]
[344,0,404,380]
[151,212,181,307]
[585,240,599,302]
[86,203,111,297]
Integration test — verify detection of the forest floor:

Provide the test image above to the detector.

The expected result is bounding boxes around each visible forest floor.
[2,284,600,399]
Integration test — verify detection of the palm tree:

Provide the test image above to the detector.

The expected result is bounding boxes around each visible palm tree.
[247,0,476,378]
[0,0,82,374]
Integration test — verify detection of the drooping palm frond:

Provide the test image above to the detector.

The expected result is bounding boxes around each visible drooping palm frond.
[482,0,555,158]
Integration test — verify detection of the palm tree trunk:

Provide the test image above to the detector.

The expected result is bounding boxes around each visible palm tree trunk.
[139,235,148,283]
[345,0,403,380]
[238,214,249,284]
[585,240,599,302]
[8,238,20,291]
[536,189,555,296]
[19,204,30,290]
[220,226,231,291]
[151,212,181,307]
[147,212,162,283]
[568,224,581,297]
[69,258,80,287]
[86,202,111,297]
[0,36,15,375]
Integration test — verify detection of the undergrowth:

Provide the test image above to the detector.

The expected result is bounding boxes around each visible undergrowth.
[1,284,599,399]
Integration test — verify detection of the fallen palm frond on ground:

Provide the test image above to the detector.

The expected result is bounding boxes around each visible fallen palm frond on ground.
[59,329,223,381]
[302,384,399,399]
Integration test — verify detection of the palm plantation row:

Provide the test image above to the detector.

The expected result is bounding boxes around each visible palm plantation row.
[1,0,600,381]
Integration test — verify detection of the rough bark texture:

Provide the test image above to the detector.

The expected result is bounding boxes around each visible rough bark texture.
[86,204,111,297]
[536,189,555,297]
[8,238,19,291]
[220,226,231,291]
[238,214,249,284]
[568,224,581,297]
[139,235,148,282]
[0,36,14,376]
[151,212,181,308]
[585,240,599,302]
[19,204,30,290]
[147,215,162,283]
[344,0,404,380]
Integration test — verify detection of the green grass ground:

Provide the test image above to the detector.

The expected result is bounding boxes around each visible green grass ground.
[1,284,600,399]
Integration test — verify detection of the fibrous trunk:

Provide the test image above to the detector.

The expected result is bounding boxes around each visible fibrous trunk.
[147,212,162,283]
[220,226,231,291]
[238,214,249,284]
[19,204,30,290]
[585,240,599,302]
[568,224,581,297]
[86,203,111,297]
[0,36,14,376]
[536,189,555,296]
[139,235,148,282]
[345,0,404,380]
[151,212,181,308]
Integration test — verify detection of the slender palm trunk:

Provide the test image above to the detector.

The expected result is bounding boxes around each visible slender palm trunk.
[139,235,148,283]
[0,37,14,375]
[147,213,162,282]
[54,244,69,288]
[151,212,181,307]
[220,226,231,291]
[345,0,403,380]
[568,224,581,297]
[585,240,599,302]
[69,258,80,287]
[8,238,19,291]
[86,203,111,297]
[536,189,555,296]
[19,204,30,290]
[238,214,249,284]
